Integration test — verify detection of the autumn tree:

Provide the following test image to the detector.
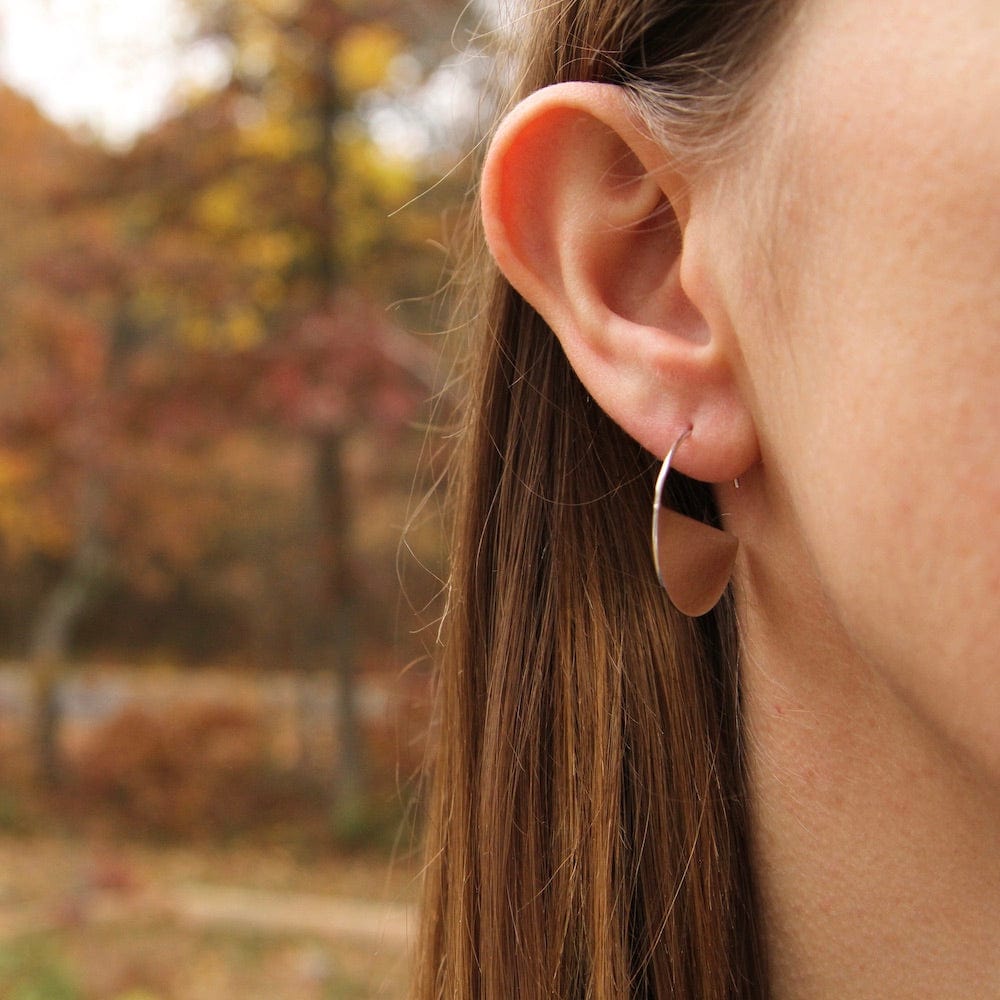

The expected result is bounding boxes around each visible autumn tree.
[121,0,463,815]
[0,87,122,784]
[0,0,471,808]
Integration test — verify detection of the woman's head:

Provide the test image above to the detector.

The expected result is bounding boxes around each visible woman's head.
[416,0,999,996]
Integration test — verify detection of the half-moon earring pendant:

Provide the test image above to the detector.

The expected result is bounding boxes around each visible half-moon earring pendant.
[650,429,739,617]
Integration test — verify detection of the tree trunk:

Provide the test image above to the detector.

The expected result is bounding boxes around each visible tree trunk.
[307,12,367,827]
[28,474,107,787]
[314,430,366,819]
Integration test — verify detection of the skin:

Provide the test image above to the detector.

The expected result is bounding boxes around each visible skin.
[720,0,1000,993]
[482,0,999,993]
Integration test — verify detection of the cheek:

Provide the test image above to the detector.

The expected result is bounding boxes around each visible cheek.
[775,358,1000,774]
[749,236,1000,774]
[737,9,1000,770]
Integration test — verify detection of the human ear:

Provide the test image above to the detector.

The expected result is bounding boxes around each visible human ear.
[480,82,758,482]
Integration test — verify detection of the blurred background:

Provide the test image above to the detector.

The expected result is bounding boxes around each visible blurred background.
[0,0,487,995]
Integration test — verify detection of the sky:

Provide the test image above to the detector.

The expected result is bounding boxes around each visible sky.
[0,0,230,146]
[0,0,486,160]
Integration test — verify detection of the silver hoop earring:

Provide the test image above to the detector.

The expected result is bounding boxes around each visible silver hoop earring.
[651,428,739,617]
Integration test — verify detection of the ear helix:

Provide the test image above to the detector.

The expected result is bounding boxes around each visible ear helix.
[651,428,739,617]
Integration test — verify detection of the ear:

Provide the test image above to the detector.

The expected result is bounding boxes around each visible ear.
[481,82,758,482]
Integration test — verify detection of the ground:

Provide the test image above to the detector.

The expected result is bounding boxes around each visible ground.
[0,832,419,999]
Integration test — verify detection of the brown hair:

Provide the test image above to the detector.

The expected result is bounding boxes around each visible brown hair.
[415,1,790,996]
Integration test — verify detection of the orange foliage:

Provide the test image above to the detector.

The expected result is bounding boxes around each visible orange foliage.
[73,702,285,837]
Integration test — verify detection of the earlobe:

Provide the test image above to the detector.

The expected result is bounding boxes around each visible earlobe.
[480,82,759,483]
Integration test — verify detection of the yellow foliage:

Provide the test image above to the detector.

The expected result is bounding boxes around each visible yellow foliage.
[371,156,416,206]
[0,449,70,559]
[0,448,35,487]
[239,114,309,161]
[238,230,299,271]
[336,209,377,265]
[252,0,302,15]
[133,286,170,327]
[181,309,264,350]
[333,24,403,94]
[340,134,416,206]
[330,134,418,266]
[181,315,215,350]
[253,273,286,311]
[225,307,265,349]
[0,503,69,559]
[195,178,249,234]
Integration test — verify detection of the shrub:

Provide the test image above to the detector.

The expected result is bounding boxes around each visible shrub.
[72,702,278,838]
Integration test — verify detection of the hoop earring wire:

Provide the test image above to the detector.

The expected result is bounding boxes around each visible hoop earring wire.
[651,428,739,617]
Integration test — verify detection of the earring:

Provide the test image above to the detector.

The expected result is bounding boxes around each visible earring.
[651,428,739,617]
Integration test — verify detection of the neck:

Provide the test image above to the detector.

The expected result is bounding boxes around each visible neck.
[729,483,1000,999]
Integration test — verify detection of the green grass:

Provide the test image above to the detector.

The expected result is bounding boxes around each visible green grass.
[0,936,82,1000]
